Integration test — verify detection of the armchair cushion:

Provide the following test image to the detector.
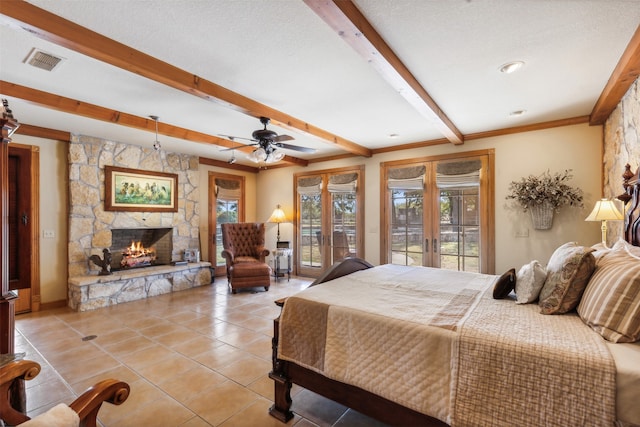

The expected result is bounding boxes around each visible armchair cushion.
[20,404,79,427]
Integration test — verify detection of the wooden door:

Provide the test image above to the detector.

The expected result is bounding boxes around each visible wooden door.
[295,166,364,278]
[8,144,38,313]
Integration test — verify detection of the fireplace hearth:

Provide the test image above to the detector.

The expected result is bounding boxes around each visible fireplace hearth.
[110,227,173,271]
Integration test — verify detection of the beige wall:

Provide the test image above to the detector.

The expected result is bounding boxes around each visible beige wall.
[257,123,603,273]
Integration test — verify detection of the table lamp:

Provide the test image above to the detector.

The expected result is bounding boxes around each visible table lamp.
[268,204,287,242]
[585,198,624,246]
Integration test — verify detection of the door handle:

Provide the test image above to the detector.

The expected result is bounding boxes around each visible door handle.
[433,238,438,253]
[21,212,28,225]
[425,238,429,252]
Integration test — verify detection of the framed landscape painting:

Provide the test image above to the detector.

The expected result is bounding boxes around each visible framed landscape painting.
[105,166,178,212]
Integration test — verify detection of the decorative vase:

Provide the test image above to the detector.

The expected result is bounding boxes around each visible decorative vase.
[529,201,554,230]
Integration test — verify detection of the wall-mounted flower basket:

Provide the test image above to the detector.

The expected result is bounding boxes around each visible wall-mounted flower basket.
[529,201,554,230]
[506,169,583,230]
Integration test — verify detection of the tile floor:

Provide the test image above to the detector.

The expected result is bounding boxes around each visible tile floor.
[13,276,389,427]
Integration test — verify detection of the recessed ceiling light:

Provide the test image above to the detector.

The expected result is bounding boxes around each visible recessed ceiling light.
[509,110,527,117]
[499,61,524,74]
[389,133,399,139]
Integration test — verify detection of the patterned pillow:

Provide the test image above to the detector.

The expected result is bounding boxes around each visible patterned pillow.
[515,260,546,304]
[493,268,516,299]
[539,242,596,314]
[577,253,640,343]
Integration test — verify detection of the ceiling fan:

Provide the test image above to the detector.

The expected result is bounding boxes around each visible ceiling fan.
[219,117,316,164]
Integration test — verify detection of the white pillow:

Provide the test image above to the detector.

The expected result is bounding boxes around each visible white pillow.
[611,239,640,259]
[515,260,547,304]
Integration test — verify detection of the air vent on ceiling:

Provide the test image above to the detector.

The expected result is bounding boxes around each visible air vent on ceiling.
[24,48,65,72]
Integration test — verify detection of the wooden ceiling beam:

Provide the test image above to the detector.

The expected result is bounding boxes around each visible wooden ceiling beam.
[0,81,308,166]
[590,24,640,125]
[305,0,463,145]
[15,124,71,141]
[198,157,259,173]
[0,0,370,158]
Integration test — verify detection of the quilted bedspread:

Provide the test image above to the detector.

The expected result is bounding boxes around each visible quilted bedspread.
[277,264,616,427]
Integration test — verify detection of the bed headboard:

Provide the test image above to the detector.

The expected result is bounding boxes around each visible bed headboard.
[618,163,640,246]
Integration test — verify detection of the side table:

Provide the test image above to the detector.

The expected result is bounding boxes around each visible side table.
[272,248,292,282]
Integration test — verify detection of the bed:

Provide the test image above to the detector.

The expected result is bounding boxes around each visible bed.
[269,170,640,427]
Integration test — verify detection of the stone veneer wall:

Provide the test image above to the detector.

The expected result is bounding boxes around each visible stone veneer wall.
[68,135,201,277]
[603,77,640,242]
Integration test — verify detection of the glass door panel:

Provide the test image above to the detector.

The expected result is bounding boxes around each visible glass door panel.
[299,193,322,273]
[438,186,480,272]
[216,198,239,269]
[390,189,424,266]
[331,192,356,263]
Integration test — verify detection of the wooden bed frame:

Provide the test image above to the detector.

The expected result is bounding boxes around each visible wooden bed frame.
[269,169,640,426]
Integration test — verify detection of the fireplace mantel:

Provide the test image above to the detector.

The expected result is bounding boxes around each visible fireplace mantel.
[68,262,211,312]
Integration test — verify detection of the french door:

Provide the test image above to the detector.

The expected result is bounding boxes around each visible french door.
[381,150,494,274]
[295,166,364,278]
[208,173,245,277]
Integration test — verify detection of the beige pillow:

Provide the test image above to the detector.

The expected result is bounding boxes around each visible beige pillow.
[539,242,596,314]
[515,260,546,304]
[577,252,640,343]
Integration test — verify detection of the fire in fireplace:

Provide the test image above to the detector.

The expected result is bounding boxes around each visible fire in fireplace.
[121,240,157,269]
[109,227,173,271]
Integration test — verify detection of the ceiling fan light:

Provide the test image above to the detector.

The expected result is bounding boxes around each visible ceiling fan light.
[248,147,267,163]
[268,150,285,163]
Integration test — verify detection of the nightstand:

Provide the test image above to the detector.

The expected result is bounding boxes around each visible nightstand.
[272,248,292,282]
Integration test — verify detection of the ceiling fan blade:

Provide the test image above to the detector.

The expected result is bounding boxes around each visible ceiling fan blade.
[273,134,295,142]
[218,134,257,143]
[218,134,259,151]
[276,142,317,153]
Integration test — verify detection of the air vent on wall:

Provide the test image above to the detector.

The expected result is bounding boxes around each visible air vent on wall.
[24,48,64,72]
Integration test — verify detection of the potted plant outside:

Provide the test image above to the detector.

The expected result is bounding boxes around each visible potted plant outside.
[506,169,584,230]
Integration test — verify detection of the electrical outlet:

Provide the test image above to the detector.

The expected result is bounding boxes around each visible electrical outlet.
[43,229,55,238]
[515,229,529,238]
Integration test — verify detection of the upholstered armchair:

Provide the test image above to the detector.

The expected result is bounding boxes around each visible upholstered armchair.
[221,222,272,293]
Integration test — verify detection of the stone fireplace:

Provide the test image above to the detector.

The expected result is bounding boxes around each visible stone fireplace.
[67,135,211,311]
[110,227,173,270]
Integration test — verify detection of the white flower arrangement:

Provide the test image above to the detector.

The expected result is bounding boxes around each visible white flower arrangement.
[506,169,584,211]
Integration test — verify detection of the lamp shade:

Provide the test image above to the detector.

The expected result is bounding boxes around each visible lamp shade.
[585,199,623,222]
[268,205,287,223]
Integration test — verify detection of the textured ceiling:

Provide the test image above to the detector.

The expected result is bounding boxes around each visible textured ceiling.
[1,0,639,165]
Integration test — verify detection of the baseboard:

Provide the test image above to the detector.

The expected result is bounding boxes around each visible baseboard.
[39,300,68,311]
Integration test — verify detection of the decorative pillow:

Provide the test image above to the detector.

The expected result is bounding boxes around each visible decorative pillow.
[577,252,640,343]
[539,242,596,314]
[611,239,640,259]
[493,268,516,299]
[515,260,546,304]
